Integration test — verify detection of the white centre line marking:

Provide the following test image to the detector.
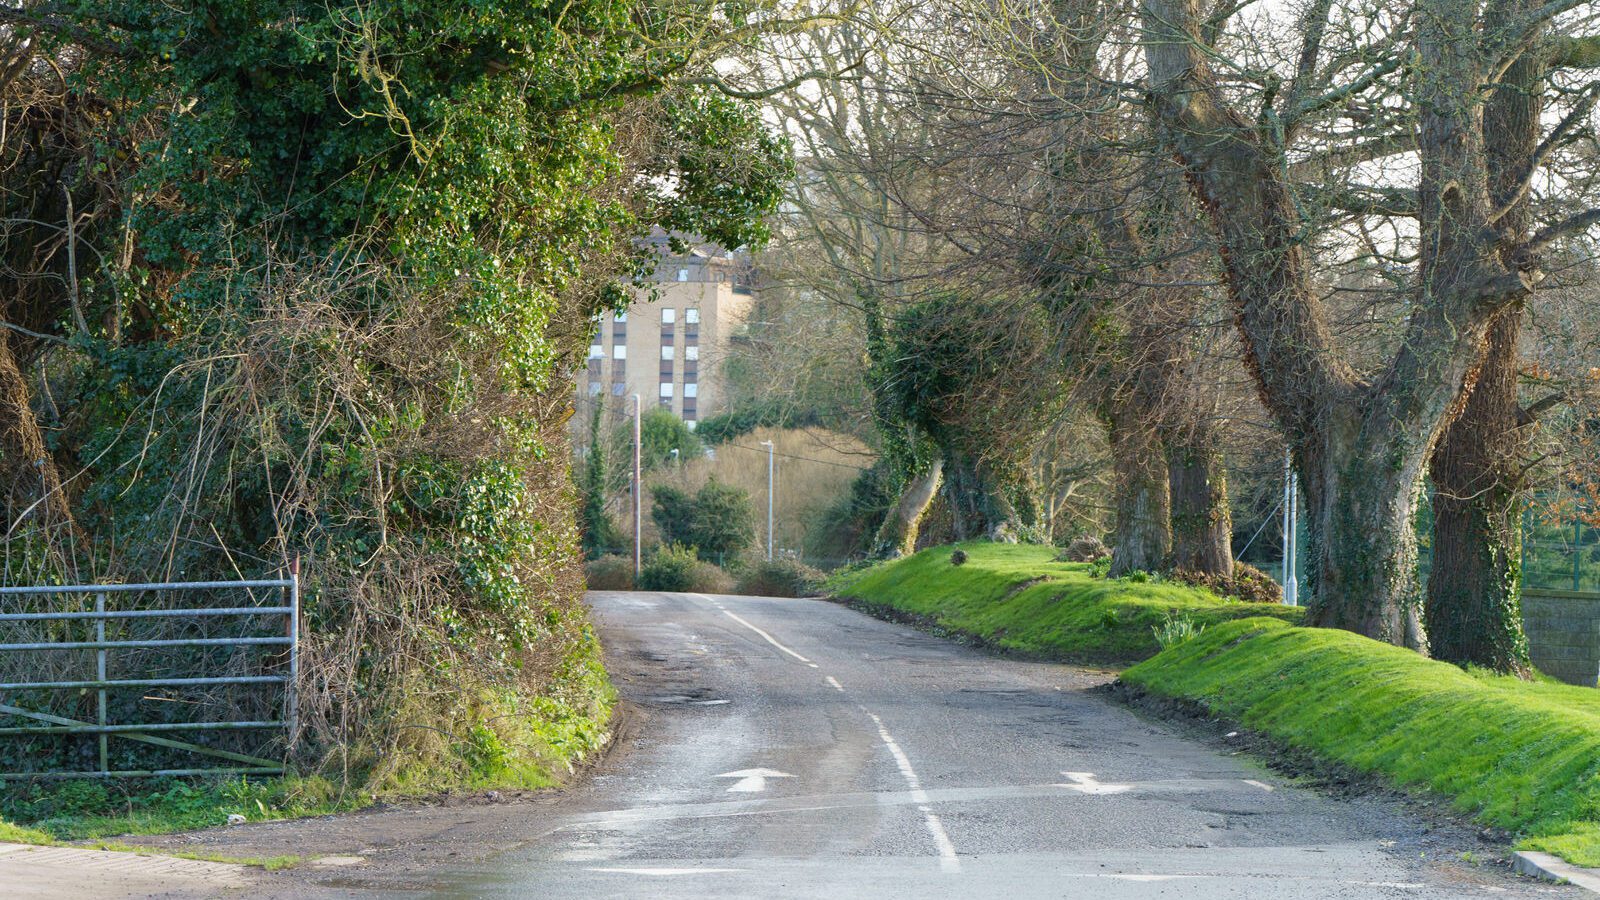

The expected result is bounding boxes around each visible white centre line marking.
[825,676,846,692]
[697,595,818,666]
[863,709,961,873]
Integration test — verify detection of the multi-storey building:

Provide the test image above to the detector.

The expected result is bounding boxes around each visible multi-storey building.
[580,235,756,428]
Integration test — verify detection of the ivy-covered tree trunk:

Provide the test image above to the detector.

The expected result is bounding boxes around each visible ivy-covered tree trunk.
[1426,312,1529,671]
[1424,10,1541,674]
[1108,406,1170,575]
[873,457,943,558]
[1167,422,1232,577]
[1301,410,1427,647]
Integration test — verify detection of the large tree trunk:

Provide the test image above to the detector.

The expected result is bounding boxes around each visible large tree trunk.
[1107,406,1170,575]
[1424,8,1541,673]
[1305,412,1427,646]
[1167,421,1233,577]
[873,457,943,558]
[1426,311,1529,671]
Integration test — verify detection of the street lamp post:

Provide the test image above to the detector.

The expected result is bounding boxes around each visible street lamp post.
[632,394,642,581]
[760,440,775,561]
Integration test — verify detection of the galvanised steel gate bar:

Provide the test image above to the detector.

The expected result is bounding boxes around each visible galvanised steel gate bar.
[0,564,299,779]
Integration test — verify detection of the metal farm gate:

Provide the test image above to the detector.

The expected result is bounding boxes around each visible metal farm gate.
[0,568,299,779]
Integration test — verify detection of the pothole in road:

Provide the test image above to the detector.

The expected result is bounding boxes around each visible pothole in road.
[644,687,729,706]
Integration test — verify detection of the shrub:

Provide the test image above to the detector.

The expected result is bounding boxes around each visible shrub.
[651,484,697,547]
[736,558,826,597]
[691,479,757,563]
[637,545,733,593]
[1057,535,1110,562]
[1171,562,1284,604]
[950,549,968,566]
[650,478,756,564]
[638,544,699,591]
[585,555,635,590]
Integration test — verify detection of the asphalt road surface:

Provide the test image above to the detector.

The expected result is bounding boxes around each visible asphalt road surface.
[412,591,1579,899]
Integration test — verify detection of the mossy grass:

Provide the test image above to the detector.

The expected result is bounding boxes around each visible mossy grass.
[829,542,1301,664]
[1124,617,1600,867]
[0,774,353,842]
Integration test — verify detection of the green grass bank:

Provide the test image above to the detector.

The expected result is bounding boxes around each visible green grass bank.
[1125,617,1600,867]
[829,543,1301,664]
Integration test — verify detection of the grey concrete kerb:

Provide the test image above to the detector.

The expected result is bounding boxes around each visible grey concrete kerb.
[1515,850,1600,894]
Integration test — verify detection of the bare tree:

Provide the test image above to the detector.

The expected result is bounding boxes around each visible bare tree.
[1140,0,1600,646]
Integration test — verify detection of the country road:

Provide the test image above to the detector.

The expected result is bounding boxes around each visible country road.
[32,589,1582,899]
[404,590,1574,899]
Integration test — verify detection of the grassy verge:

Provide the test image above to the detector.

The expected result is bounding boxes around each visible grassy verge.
[829,542,1301,665]
[0,774,355,843]
[1124,617,1600,867]
[0,628,618,844]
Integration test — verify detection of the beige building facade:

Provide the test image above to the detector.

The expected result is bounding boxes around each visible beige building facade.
[581,238,755,428]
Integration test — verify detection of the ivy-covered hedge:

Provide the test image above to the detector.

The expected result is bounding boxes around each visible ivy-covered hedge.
[0,0,788,793]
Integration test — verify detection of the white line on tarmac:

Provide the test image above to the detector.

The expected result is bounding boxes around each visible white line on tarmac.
[698,595,819,666]
[863,709,961,874]
[585,867,746,876]
[1243,779,1274,792]
[826,676,846,692]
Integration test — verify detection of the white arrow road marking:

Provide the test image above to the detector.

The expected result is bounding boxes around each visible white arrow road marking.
[1055,771,1132,795]
[716,768,795,793]
[586,867,745,876]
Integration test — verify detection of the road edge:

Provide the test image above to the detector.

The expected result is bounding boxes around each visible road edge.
[1515,851,1600,893]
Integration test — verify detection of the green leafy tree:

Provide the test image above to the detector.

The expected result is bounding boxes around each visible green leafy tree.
[649,479,755,562]
[691,479,757,563]
[581,405,623,559]
[651,484,698,548]
[635,408,705,471]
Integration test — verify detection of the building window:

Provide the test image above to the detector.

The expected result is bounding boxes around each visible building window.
[611,382,624,397]
[612,345,626,360]
[686,308,700,325]
[588,343,603,358]
[685,419,697,431]
[614,311,626,323]
[588,381,602,396]
[684,382,698,398]
[661,345,674,360]
[676,268,689,282]
[660,382,674,398]
[662,308,676,325]
[685,345,699,361]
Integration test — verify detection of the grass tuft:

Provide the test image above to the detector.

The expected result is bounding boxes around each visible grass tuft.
[829,542,1300,664]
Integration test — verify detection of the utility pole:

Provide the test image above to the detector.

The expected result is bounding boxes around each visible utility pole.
[1282,448,1299,606]
[632,394,642,581]
[760,439,775,561]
